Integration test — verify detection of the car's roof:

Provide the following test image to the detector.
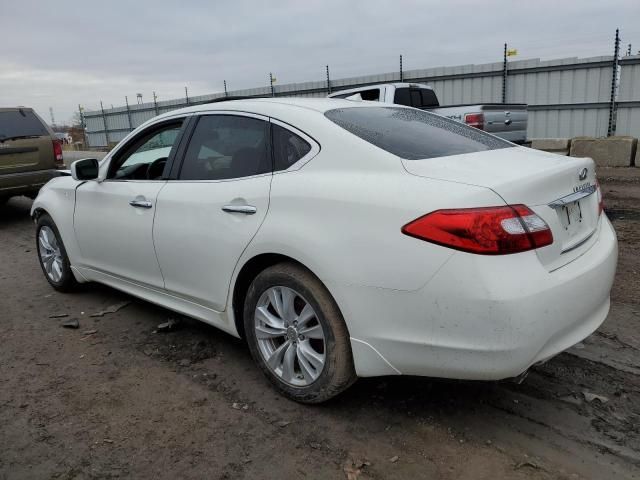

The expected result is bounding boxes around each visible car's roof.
[152,97,388,121]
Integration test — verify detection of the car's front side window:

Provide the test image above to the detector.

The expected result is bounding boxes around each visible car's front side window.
[107,121,183,181]
[179,115,269,181]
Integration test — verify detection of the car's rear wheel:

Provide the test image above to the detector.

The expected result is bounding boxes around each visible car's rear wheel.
[244,262,356,403]
[36,214,77,292]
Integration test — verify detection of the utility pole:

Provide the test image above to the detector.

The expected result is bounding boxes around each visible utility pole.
[153,91,159,115]
[223,80,228,97]
[185,86,190,105]
[100,100,110,146]
[627,44,632,56]
[269,73,275,97]
[125,96,133,132]
[326,65,331,94]
[399,55,403,82]
[608,28,621,137]
[49,107,56,127]
[78,104,87,148]
[502,43,508,103]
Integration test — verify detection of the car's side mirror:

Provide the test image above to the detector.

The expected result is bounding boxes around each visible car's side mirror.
[71,158,99,181]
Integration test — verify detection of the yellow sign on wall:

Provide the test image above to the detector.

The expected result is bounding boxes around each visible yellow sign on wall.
[507,48,518,57]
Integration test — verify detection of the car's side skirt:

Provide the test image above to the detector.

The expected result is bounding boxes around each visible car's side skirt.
[74,266,240,338]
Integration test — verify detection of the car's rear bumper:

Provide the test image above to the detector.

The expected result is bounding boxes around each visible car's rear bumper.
[0,169,60,196]
[337,215,618,379]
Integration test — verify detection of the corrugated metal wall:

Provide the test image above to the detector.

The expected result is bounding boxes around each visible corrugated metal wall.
[83,54,640,147]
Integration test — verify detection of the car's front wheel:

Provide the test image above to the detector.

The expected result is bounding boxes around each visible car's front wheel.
[244,262,356,403]
[36,214,78,292]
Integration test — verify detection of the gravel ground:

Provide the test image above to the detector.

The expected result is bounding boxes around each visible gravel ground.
[0,168,638,479]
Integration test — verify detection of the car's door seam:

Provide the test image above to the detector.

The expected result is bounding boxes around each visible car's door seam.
[151,181,170,289]
[223,173,274,313]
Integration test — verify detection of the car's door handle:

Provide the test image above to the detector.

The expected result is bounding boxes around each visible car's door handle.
[222,205,257,215]
[129,200,153,209]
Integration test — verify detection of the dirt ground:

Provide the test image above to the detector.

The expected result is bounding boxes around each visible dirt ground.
[1,168,639,480]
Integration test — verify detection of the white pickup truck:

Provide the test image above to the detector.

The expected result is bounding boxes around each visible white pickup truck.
[328,83,528,144]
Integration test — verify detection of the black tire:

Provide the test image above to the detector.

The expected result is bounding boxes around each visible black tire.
[35,214,78,292]
[244,262,356,403]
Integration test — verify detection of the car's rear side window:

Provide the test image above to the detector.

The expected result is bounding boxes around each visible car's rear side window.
[325,107,513,160]
[272,124,311,171]
[0,110,48,140]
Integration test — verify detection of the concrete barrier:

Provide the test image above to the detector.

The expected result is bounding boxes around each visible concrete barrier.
[531,138,571,156]
[569,136,637,167]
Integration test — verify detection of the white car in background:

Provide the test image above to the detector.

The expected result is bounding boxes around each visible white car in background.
[31,98,617,403]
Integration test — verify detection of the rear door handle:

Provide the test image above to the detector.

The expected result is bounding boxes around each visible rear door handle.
[222,205,257,215]
[129,200,153,209]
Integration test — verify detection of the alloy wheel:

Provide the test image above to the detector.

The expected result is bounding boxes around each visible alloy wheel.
[254,286,326,386]
[38,226,64,283]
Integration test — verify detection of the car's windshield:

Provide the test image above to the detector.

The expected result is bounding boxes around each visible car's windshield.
[325,106,514,160]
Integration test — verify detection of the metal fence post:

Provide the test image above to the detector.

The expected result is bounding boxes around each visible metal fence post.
[185,86,190,105]
[78,104,87,148]
[608,28,621,137]
[502,43,507,103]
[326,65,331,94]
[125,96,133,133]
[400,55,403,82]
[270,73,275,97]
[153,91,159,116]
[224,80,228,97]
[100,101,110,147]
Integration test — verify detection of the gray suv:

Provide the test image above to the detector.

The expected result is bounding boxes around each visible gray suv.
[0,107,63,203]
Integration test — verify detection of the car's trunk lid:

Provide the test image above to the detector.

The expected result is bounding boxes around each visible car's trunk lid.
[401,146,601,270]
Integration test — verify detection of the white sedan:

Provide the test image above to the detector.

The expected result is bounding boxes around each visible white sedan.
[32,98,617,403]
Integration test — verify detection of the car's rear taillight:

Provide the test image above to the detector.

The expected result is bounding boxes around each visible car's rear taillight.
[402,205,553,255]
[595,179,604,216]
[53,140,64,167]
[464,113,484,130]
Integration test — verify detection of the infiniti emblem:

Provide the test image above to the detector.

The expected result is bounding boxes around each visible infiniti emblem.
[578,168,588,181]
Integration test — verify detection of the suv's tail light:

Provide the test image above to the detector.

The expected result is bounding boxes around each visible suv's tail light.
[402,205,553,255]
[595,179,604,216]
[464,113,485,130]
[53,140,64,167]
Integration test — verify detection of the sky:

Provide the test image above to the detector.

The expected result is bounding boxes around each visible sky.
[2,0,639,124]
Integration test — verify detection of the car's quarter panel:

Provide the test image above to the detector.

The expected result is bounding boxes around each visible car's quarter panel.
[235,121,512,368]
[73,180,167,288]
[245,118,507,292]
[153,175,272,313]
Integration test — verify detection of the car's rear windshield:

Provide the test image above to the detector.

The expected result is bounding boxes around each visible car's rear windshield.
[0,110,49,141]
[325,106,513,160]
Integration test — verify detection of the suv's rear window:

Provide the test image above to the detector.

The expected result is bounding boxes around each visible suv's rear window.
[0,110,49,141]
[325,107,513,160]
